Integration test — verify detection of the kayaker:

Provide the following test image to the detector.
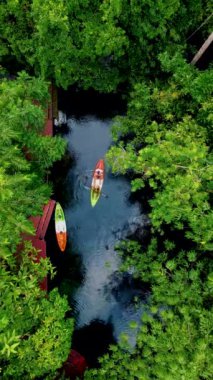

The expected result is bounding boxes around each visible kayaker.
[96,169,101,179]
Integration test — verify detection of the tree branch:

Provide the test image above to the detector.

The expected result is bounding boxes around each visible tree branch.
[191,32,213,65]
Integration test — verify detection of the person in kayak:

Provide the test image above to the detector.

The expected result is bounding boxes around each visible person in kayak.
[96,169,101,179]
[93,169,101,192]
[94,185,100,192]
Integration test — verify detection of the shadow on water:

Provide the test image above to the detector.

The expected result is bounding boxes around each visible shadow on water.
[72,320,115,368]
[58,87,127,119]
[48,89,148,366]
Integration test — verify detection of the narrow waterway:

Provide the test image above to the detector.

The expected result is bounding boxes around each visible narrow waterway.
[48,91,147,366]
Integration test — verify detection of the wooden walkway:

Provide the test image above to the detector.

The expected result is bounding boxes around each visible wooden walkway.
[21,85,58,290]
[43,84,58,136]
[30,199,56,240]
[25,200,56,291]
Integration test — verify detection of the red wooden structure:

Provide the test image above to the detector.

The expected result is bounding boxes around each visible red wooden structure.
[62,350,87,379]
[24,200,56,291]
[30,199,56,240]
[43,85,54,136]
[43,84,58,136]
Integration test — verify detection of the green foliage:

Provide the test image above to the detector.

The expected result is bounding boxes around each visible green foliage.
[110,52,213,145]
[0,2,212,379]
[100,47,213,380]
[0,74,72,379]
[107,55,213,250]
[0,244,74,379]
[30,0,129,90]
[1,0,211,90]
[0,73,66,261]
[85,240,213,380]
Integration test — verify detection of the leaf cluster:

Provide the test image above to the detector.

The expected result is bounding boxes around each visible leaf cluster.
[85,238,213,379]
[0,244,74,379]
[97,49,213,380]
[1,0,211,90]
[107,54,213,250]
[0,74,73,379]
[0,73,66,261]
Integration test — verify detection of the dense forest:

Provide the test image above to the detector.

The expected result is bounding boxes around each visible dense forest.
[0,1,212,379]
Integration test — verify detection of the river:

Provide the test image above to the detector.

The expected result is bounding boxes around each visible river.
[47,90,147,367]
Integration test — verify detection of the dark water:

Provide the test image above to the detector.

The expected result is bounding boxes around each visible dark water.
[48,91,147,366]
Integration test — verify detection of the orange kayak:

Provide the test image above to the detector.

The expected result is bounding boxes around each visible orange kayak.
[90,159,105,207]
[55,203,67,252]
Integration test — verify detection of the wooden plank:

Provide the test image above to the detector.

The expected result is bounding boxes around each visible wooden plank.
[43,84,56,136]
[47,84,53,120]
[52,85,58,119]
[30,216,41,231]
[36,200,56,239]
[31,237,46,257]
[43,119,53,136]
[191,32,213,65]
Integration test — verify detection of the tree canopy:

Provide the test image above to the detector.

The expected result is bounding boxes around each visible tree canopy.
[85,54,213,379]
[1,0,212,90]
[85,241,213,380]
[0,74,73,379]
[0,0,212,379]
[1,244,74,379]
[0,72,66,259]
[107,53,213,250]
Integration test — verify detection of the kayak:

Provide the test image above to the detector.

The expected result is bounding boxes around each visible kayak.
[55,202,67,252]
[90,159,105,207]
